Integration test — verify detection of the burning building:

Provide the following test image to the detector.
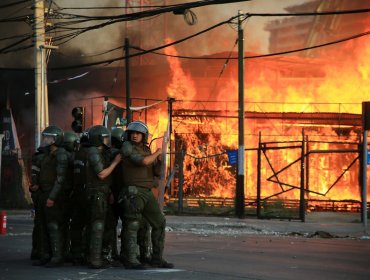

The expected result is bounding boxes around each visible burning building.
[0,1,369,214]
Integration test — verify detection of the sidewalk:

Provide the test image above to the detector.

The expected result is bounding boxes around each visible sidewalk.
[166,212,370,238]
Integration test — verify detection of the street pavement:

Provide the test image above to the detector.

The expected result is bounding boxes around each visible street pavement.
[0,210,369,280]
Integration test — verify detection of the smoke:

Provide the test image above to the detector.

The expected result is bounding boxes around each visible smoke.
[1,0,369,155]
[0,0,34,67]
[162,0,309,56]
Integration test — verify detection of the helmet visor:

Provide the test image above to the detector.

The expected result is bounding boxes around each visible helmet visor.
[41,134,56,147]
[102,135,111,147]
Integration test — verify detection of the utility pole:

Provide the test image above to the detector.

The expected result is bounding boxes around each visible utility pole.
[33,0,45,149]
[236,10,245,218]
[34,1,57,148]
[168,97,175,172]
[361,102,369,235]
[362,129,368,234]
[40,44,58,131]
[125,38,131,124]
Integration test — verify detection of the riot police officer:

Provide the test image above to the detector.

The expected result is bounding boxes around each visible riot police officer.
[29,146,45,261]
[104,127,125,265]
[119,121,173,269]
[85,125,121,269]
[31,125,71,267]
[69,129,89,265]
[61,131,79,263]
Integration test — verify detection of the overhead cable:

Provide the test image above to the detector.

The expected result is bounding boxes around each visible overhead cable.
[130,30,370,60]
[0,0,30,10]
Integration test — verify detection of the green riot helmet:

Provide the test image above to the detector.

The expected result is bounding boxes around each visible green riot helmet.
[111,127,124,149]
[124,121,149,143]
[63,131,79,152]
[41,125,64,147]
[87,125,110,147]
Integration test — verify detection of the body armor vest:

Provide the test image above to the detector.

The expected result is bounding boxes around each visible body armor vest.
[39,151,57,190]
[73,146,88,187]
[121,142,155,189]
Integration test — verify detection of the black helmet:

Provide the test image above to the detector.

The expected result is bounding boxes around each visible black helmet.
[111,127,124,148]
[41,125,64,147]
[88,125,110,147]
[124,121,149,143]
[63,131,79,152]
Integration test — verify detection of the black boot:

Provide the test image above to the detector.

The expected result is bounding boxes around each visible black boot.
[32,257,50,266]
[89,221,105,269]
[150,259,174,269]
[45,223,63,268]
[151,223,174,269]
[124,220,145,270]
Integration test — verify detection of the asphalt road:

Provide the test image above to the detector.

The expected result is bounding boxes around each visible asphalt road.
[0,213,369,280]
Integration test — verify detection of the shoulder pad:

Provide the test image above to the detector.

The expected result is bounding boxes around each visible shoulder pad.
[56,148,69,162]
[120,141,133,157]
[87,147,101,164]
[87,147,104,174]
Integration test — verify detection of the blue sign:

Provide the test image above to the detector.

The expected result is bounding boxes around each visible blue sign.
[367,151,370,165]
[227,150,238,165]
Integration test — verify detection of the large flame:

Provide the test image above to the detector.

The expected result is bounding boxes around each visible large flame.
[159,30,370,203]
[87,29,369,205]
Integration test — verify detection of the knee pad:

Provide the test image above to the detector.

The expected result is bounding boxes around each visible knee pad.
[47,222,59,232]
[92,221,104,233]
[126,219,140,233]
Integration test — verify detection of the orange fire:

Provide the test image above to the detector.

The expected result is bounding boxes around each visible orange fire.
[157,31,370,203]
[86,30,369,206]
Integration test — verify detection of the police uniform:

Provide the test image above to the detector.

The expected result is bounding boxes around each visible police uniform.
[69,144,89,264]
[119,140,170,268]
[33,145,71,267]
[29,148,45,260]
[84,145,113,268]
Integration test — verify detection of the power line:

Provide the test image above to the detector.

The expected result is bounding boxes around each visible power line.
[207,38,238,100]
[59,5,170,10]
[44,0,249,38]
[55,7,370,21]
[9,6,366,54]
[54,0,251,20]
[0,35,31,53]
[44,7,370,50]
[47,16,234,70]
[245,30,370,59]
[129,30,370,60]
[2,6,370,66]
[0,14,31,23]
[0,33,30,42]
[245,9,370,17]
[2,24,369,69]
[0,43,33,54]
[0,0,30,10]
[3,26,369,70]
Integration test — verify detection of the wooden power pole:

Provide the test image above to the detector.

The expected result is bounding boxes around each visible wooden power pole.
[33,0,45,149]
[236,10,245,218]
